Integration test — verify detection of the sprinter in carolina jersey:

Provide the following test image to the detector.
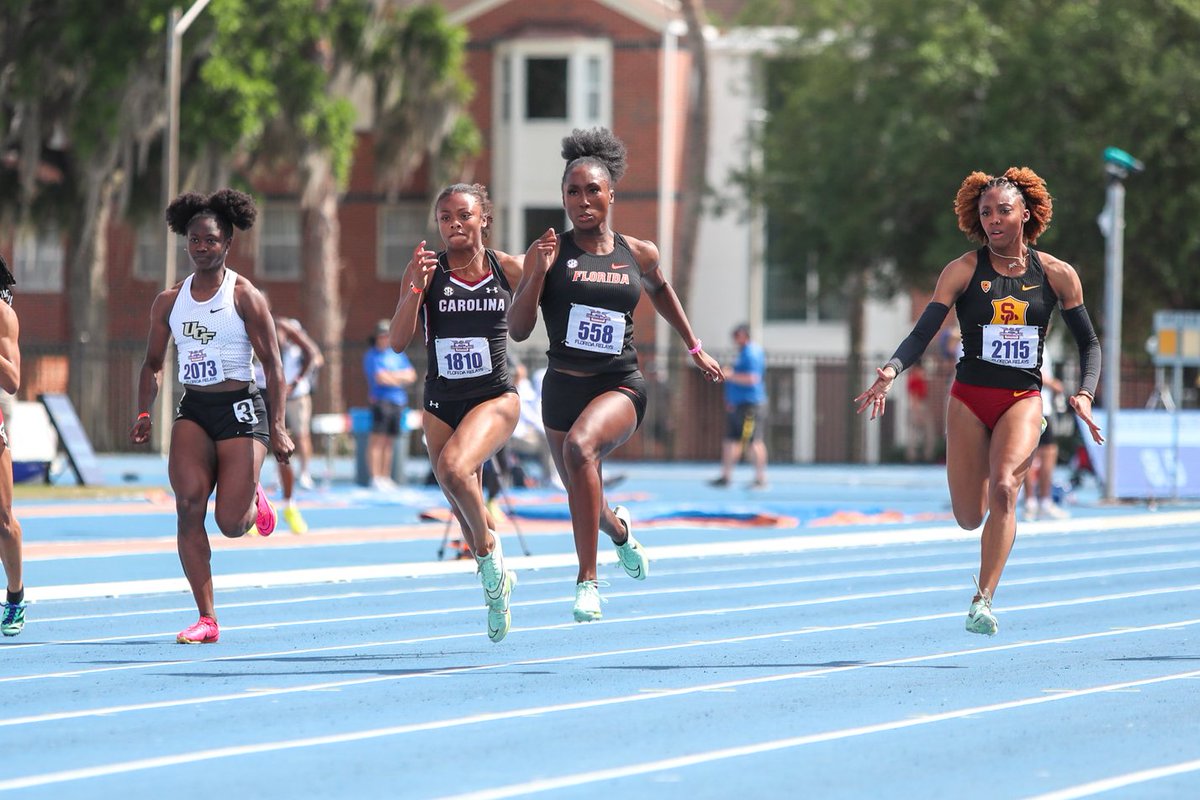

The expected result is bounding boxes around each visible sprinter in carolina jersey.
[387,183,523,643]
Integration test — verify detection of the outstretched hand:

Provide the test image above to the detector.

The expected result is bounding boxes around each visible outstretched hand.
[529,227,557,274]
[405,240,439,291]
[129,415,152,445]
[854,366,897,420]
[1069,393,1105,444]
[691,348,724,383]
[270,428,296,465]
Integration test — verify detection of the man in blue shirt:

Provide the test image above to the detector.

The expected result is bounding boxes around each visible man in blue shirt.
[364,320,415,490]
[710,323,768,489]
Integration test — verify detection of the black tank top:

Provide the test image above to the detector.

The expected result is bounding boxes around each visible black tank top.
[420,249,513,401]
[540,230,642,373]
[955,247,1060,391]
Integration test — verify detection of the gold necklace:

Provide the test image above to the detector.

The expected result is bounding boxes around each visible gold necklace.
[987,243,1026,273]
[444,247,484,274]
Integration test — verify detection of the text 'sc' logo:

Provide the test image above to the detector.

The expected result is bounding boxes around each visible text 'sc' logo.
[990,296,1029,325]
[181,321,217,344]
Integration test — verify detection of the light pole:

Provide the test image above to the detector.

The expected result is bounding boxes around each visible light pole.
[157,0,212,455]
[1098,145,1143,501]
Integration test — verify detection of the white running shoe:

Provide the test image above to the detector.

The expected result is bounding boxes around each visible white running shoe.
[477,548,516,643]
[573,580,603,622]
[1039,500,1069,520]
[965,576,998,636]
[612,505,648,581]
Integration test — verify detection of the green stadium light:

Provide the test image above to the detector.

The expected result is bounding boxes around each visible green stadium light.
[1103,146,1144,178]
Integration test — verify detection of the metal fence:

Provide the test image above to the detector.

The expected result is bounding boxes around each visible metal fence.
[17,339,1166,463]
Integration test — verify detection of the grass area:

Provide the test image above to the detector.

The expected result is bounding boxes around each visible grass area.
[13,483,166,501]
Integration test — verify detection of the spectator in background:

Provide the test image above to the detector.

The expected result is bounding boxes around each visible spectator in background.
[363,319,415,491]
[280,317,322,492]
[506,355,555,487]
[905,357,939,462]
[710,323,768,489]
[1024,347,1069,520]
[254,311,322,533]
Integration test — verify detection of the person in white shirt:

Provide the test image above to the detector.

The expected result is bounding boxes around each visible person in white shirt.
[130,188,294,645]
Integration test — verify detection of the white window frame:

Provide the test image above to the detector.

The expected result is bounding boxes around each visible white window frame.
[134,221,188,282]
[258,204,301,280]
[12,226,64,292]
[378,203,434,280]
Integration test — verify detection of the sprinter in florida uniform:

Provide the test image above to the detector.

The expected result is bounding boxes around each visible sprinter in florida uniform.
[855,167,1104,636]
[387,183,523,643]
[130,189,294,645]
[510,127,724,623]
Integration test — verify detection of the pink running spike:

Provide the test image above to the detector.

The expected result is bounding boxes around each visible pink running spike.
[176,615,220,644]
[254,483,277,536]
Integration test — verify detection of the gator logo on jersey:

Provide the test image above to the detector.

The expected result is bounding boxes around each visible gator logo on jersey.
[181,321,217,344]
[990,296,1028,325]
[980,280,992,293]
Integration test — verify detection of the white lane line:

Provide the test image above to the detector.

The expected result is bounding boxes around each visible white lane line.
[433,667,1200,800]
[8,557,1200,675]
[1023,758,1200,799]
[2,619,1197,793]
[3,587,1199,728]
[11,551,1200,661]
[25,537,1200,626]
[28,509,1200,602]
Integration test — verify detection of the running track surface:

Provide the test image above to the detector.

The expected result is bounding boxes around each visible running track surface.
[5,461,1200,799]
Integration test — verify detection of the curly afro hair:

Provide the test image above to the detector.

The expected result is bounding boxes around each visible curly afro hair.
[165,188,258,238]
[561,127,627,186]
[435,183,495,240]
[954,167,1053,244]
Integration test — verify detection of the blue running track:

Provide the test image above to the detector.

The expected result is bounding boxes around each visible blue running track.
[3,460,1199,799]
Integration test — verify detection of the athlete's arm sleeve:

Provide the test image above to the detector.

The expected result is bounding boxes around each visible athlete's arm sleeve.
[1061,304,1101,398]
[884,302,951,375]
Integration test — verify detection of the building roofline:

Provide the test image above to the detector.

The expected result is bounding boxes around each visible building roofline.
[449,0,680,33]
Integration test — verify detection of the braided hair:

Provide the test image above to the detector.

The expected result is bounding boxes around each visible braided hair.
[0,253,14,307]
[165,188,258,239]
[955,167,1053,245]
[561,127,627,187]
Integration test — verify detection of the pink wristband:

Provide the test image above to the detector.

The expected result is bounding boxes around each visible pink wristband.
[687,339,703,355]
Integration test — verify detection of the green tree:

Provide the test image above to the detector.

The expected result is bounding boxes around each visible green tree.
[1,0,177,449]
[742,0,1200,458]
[200,0,477,412]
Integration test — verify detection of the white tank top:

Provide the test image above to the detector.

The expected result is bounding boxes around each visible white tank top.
[169,269,254,386]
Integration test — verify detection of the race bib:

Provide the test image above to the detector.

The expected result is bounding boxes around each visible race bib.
[434,337,493,380]
[232,398,259,425]
[982,324,1039,368]
[566,304,625,355]
[178,346,226,386]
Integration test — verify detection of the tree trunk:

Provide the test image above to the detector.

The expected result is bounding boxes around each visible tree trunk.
[299,152,345,414]
[667,0,710,458]
[846,269,866,463]
[67,168,119,453]
[674,0,709,313]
